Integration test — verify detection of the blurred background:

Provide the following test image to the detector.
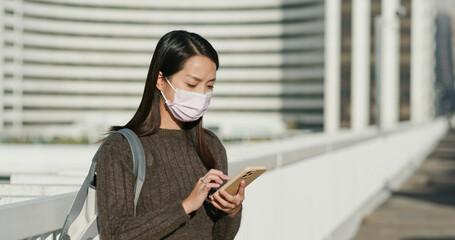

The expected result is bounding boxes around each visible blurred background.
[0,0,454,239]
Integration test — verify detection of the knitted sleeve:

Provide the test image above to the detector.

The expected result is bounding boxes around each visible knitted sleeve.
[96,133,190,240]
[204,129,242,240]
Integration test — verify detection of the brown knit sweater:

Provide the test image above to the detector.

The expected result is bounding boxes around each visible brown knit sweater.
[96,128,242,239]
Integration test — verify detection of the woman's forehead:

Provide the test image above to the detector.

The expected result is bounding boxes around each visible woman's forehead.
[179,56,216,80]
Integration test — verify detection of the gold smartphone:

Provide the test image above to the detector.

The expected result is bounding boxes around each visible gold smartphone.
[209,166,267,201]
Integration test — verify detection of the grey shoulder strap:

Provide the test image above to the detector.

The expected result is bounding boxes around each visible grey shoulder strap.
[80,217,99,240]
[60,128,146,238]
[116,128,146,216]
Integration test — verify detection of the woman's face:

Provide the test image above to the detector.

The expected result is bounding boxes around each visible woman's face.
[158,55,217,102]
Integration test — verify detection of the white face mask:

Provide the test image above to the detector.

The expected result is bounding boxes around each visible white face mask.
[159,76,212,122]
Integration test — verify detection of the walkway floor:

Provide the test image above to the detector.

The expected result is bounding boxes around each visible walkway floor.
[352,127,455,240]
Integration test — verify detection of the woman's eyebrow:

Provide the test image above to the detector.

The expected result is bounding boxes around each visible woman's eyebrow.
[186,74,216,82]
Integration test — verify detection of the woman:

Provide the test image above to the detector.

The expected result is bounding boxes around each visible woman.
[96,30,245,239]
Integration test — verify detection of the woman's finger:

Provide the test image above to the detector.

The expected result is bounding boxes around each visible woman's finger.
[204,183,220,189]
[213,192,235,209]
[203,174,224,184]
[210,200,228,211]
[205,169,230,182]
[237,180,246,198]
[219,189,236,203]
[206,169,224,177]
[197,176,220,189]
[220,174,231,181]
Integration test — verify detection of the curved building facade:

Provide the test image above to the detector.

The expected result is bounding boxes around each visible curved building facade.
[0,0,326,140]
[0,0,441,141]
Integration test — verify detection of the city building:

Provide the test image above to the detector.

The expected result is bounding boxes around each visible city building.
[0,0,446,142]
[0,0,326,141]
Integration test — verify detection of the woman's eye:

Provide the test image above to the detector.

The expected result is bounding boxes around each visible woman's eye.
[208,85,215,89]
[186,84,197,88]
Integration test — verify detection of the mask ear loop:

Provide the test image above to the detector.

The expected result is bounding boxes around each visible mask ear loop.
[164,76,176,91]
[160,76,176,102]
[159,90,169,102]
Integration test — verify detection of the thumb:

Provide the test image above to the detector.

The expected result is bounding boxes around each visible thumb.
[237,180,246,196]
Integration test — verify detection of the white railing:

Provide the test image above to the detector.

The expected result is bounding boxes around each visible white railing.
[234,118,448,240]
[0,192,74,240]
[0,118,448,239]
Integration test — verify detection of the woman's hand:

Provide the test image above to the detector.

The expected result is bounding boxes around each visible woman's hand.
[182,169,230,214]
[210,180,246,216]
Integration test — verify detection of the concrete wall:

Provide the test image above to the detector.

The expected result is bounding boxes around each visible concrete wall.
[234,118,447,240]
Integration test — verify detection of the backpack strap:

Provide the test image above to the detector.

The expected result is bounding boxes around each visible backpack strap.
[60,128,146,237]
[80,217,99,240]
[116,128,146,216]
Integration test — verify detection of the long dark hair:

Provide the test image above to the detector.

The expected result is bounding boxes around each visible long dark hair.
[108,30,219,170]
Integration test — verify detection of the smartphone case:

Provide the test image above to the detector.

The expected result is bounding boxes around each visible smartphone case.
[209,166,266,201]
